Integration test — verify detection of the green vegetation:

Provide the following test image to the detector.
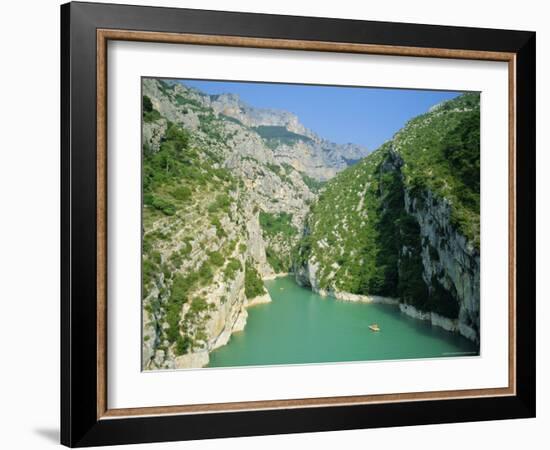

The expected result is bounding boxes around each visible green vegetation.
[142,95,162,123]
[168,242,192,269]
[298,93,480,318]
[297,144,389,294]
[265,247,287,273]
[259,212,297,239]
[175,335,192,355]
[199,112,225,141]
[174,93,203,109]
[170,186,192,202]
[220,114,244,125]
[343,157,361,166]
[143,95,153,112]
[264,162,294,185]
[253,125,313,148]
[300,172,325,192]
[144,195,176,216]
[223,258,242,281]
[244,261,266,298]
[208,251,225,267]
[162,247,232,351]
[208,193,232,214]
[156,79,173,96]
[142,122,191,194]
[395,92,480,246]
[210,216,227,238]
[259,212,299,273]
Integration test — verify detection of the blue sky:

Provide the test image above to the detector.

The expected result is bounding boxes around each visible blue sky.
[180,79,462,149]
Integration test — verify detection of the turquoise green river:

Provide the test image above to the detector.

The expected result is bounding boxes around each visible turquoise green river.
[207,276,478,368]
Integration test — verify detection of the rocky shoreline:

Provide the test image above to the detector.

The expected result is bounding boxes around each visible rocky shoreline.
[174,289,273,370]
[296,265,478,344]
[328,287,477,344]
[172,276,280,369]
[246,292,272,307]
[399,303,478,343]
[262,272,290,281]
[173,274,478,370]
[318,288,400,306]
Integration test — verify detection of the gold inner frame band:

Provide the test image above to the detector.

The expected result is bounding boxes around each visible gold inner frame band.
[96,28,517,420]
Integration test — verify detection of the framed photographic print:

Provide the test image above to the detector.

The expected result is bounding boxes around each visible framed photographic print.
[60,1,536,447]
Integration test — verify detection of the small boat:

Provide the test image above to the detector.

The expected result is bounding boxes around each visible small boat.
[368,323,380,332]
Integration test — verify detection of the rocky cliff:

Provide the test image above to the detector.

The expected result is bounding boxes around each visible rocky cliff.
[295,93,480,345]
[141,79,320,369]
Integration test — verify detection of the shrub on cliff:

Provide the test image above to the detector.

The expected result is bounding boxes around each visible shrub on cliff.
[244,261,266,299]
[175,335,192,356]
[259,211,297,239]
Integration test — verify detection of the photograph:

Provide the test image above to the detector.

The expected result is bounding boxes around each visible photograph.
[141,78,481,370]
[53,1,536,446]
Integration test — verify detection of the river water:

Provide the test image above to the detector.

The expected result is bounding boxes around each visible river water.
[207,275,478,368]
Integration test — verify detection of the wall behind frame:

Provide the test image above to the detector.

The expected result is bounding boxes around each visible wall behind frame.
[0,0,545,449]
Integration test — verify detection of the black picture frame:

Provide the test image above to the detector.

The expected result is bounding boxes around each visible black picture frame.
[61,1,536,447]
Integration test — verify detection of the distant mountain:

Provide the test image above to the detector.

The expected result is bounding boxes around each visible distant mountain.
[181,82,370,180]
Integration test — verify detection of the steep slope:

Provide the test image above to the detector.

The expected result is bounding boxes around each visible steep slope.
[142,81,481,369]
[296,93,480,344]
[141,79,320,369]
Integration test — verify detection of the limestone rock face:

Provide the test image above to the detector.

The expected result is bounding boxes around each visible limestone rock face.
[404,189,480,342]
[208,92,310,136]
[245,292,272,307]
[295,259,319,291]
[204,85,370,181]
[142,120,167,154]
